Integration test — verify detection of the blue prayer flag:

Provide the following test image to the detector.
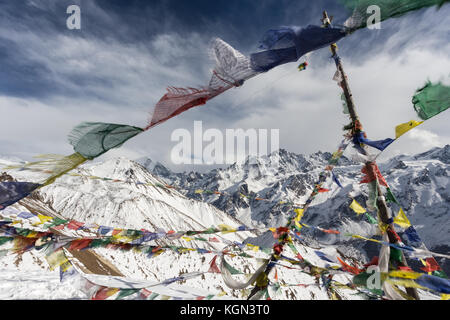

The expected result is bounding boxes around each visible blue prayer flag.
[250,25,345,72]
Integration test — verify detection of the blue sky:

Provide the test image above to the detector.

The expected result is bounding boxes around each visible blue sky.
[0,0,449,172]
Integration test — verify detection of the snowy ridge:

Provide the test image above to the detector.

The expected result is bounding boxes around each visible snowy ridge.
[0,156,362,300]
[140,145,450,273]
[0,146,448,300]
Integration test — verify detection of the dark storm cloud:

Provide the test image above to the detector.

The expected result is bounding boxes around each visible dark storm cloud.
[0,0,448,170]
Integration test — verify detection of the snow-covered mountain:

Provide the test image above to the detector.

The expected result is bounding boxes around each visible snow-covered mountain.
[138,145,450,274]
[0,145,448,300]
[0,155,366,300]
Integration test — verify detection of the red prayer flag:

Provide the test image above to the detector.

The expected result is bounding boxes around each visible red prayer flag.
[421,258,441,273]
[69,239,93,251]
[361,163,388,187]
[140,289,152,299]
[208,255,221,274]
[112,229,122,236]
[364,256,379,268]
[67,220,85,230]
[92,287,109,300]
[337,257,361,275]
[398,266,413,272]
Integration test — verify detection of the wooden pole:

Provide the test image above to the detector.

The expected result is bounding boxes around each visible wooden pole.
[247,11,420,301]
[322,11,420,300]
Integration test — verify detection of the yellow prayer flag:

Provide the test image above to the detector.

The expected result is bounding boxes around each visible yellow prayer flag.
[389,270,422,280]
[246,243,259,252]
[442,294,450,301]
[60,260,73,273]
[387,279,427,291]
[378,221,390,233]
[195,189,204,194]
[45,250,69,270]
[37,214,53,224]
[218,291,227,297]
[349,199,366,215]
[26,231,38,238]
[394,208,411,229]
[218,224,236,234]
[395,120,424,139]
[294,208,305,230]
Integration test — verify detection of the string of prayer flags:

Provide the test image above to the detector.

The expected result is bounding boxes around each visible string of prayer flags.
[298,61,308,71]
[342,0,447,31]
[412,81,450,120]
[250,25,346,72]
[92,287,120,300]
[393,208,411,229]
[146,38,258,130]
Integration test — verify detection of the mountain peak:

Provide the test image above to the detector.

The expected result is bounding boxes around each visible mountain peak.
[414,144,450,164]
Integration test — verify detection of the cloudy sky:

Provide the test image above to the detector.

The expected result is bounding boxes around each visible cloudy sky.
[0,0,449,172]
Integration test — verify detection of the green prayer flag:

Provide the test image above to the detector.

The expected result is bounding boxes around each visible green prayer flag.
[148,292,159,300]
[223,259,243,275]
[353,272,372,286]
[341,93,350,115]
[204,228,218,234]
[386,188,399,205]
[90,238,112,248]
[342,0,447,30]
[47,217,68,228]
[433,270,448,279]
[390,247,403,263]
[0,237,13,246]
[365,213,378,225]
[369,288,384,296]
[412,81,450,120]
[116,288,140,300]
[68,122,144,160]
[368,181,378,211]
[15,228,31,237]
